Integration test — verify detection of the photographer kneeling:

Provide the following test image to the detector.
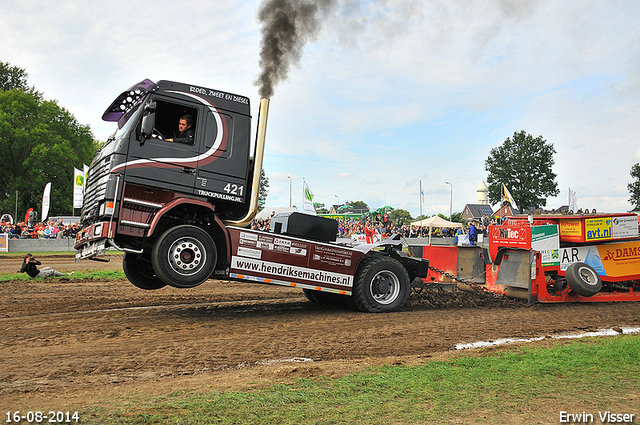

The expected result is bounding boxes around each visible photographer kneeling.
[19,253,73,278]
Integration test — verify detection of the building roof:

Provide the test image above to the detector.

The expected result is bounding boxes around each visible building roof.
[462,204,494,219]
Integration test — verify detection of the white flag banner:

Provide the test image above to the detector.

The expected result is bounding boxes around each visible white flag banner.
[568,187,577,212]
[502,183,518,211]
[302,180,316,215]
[41,182,52,222]
[73,167,84,208]
[83,164,90,190]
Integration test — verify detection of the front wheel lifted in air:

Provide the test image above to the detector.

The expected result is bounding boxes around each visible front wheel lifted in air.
[122,252,166,290]
[352,254,410,313]
[151,225,217,288]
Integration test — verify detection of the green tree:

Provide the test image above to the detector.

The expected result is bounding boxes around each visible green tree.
[389,209,413,224]
[347,200,369,212]
[485,130,559,213]
[0,61,32,92]
[450,211,464,223]
[627,163,640,211]
[0,65,96,219]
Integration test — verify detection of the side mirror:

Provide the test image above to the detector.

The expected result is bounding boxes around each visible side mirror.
[139,111,156,144]
[144,101,157,113]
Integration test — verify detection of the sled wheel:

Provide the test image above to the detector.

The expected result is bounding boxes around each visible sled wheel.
[353,254,410,313]
[151,225,216,288]
[122,252,166,290]
[565,262,602,297]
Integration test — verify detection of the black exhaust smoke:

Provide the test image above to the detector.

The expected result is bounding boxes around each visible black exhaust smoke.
[256,0,336,98]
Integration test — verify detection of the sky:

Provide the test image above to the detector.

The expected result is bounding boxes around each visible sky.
[2,0,640,218]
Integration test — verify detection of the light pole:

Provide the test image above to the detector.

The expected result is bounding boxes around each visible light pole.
[445,181,452,221]
[334,194,339,207]
[287,175,292,208]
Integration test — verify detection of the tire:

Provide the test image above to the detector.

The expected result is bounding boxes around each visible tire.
[151,225,217,288]
[565,262,602,297]
[352,254,410,313]
[122,252,166,290]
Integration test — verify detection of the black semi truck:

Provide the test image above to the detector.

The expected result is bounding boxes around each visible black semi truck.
[75,79,428,312]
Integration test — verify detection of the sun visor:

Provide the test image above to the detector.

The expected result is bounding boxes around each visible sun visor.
[102,79,158,124]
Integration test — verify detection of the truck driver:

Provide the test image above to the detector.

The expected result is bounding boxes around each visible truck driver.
[166,114,194,144]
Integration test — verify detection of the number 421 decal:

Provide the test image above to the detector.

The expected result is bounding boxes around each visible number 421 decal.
[224,183,244,196]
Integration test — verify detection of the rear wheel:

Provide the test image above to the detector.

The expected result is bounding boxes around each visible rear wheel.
[353,254,410,313]
[151,225,217,288]
[565,262,602,297]
[122,252,166,290]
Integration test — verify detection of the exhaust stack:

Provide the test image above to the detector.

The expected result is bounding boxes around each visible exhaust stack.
[226,98,270,227]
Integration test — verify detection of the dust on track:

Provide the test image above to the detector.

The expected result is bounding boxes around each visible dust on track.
[1,254,639,411]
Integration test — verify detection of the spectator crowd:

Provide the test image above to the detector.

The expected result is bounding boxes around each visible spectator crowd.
[250,213,503,242]
[0,220,80,239]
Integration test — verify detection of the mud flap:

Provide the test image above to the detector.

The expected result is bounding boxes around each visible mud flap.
[495,249,534,305]
[456,248,486,284]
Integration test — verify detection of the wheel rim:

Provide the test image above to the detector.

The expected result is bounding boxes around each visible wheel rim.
[167,236,207,276]
[369,270,401,305]
[578,266,598,286]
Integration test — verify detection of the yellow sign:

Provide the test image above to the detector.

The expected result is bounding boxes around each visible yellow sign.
[559,218,583,242]
[585,217,612,242]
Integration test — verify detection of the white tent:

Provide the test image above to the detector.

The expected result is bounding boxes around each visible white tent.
[411,216,463,228]
[410,216,463,245]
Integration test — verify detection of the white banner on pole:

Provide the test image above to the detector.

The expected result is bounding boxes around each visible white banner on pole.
[83,164,89,189]
[568,187,577,212]
[302,180,316,215]
[41,182,52,222]
[73,167,84,208]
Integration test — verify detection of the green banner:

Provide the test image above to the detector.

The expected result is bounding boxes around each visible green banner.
[531,224,560,267]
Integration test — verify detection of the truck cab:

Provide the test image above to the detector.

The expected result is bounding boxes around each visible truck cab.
[76,80,264,286]
[83,79,254,223]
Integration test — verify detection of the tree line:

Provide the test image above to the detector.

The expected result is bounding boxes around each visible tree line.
[0,61,97,219]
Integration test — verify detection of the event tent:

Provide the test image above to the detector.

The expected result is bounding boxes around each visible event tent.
[411,216,463,228]
[411,215,463,245]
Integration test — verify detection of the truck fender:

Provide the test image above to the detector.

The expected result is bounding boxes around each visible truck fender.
[352,234,429,281]
[146,198,232,262]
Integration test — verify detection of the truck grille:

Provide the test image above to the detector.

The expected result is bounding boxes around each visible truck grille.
[81,156,111,223]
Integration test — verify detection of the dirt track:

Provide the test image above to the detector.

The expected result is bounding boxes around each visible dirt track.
[1,254,639,412]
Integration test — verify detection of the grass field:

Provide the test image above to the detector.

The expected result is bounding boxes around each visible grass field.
[81,334,639,424]
[0,270,125,281]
